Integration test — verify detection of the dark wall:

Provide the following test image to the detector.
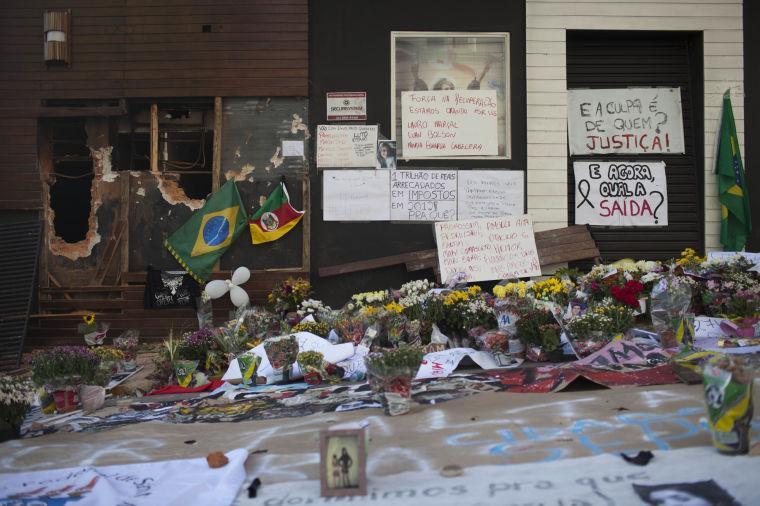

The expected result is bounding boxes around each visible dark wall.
[745,0,760,250]
[308,0,526,305]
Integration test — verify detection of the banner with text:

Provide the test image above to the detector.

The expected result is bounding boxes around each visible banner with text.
[435,215,541,284]
[316,125,378,168]
[574,161,668,226]
[567,88,685,155]
[457,170,523,219]
[390,169,457,221]
[401,90,498,157]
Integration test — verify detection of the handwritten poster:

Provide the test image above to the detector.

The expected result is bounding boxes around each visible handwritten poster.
[574,161,668,226]
[458,170,524,219]
[567,88,685,155]
[435,215,541,284]
[322,170,390,221]
[316,125,378,168]
[401,90,498,157]
[390,169,457,221]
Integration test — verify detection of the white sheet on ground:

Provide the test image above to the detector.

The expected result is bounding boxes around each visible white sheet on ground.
[415,347,522,380]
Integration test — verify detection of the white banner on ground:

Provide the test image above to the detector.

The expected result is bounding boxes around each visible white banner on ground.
[0,449,248,506]
[242,446,758,505]
[415,348,520,380]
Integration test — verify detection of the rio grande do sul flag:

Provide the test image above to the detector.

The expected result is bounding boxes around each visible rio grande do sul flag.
[164,180,247,282]
[716,90,751,251]
[249,181,304,244]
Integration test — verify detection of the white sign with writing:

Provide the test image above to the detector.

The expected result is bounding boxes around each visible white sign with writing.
[322,169,390,221]
[401,90,498,157]
[567,88,685,155]
[435,215,541,284]
[390,169,457,221]
[458,170,524,219]
[574,161,668,226]
[316,125,378,168]
[326,91,367,121]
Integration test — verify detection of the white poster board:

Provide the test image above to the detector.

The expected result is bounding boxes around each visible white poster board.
[316,125,378,168]
[390,169,457,221]
[567,88,685,155]
[457,170,524,219]
[323,170,390,221]
[401,90,498,157]
[435,215,541,283]
[573,161,668,226]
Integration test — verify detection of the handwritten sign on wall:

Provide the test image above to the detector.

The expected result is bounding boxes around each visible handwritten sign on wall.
[316,125,378,168]
[574,161,668,226]
[390,169,457,221]
[401,90,498,157]
[457,170,524,219]
[435,215,541,283]
[322,170,390,221]
[567,88,685,155]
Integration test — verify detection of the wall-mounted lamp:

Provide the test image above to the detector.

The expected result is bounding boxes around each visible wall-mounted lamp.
[44,10,70,65]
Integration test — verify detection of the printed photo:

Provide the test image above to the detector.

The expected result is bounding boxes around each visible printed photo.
[320,428,367,497]
[376,140,397,169]
[633,480,741,506]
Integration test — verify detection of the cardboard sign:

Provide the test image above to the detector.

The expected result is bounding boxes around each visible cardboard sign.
[323,170,390,221]
[457,170,524,219]
[574,161,668,226]
[435,215,541,284]
[326,92,367,121]
[401,90,498,157]
[390,169,457,221]
[567,88,685,155]
[316,125,378,168]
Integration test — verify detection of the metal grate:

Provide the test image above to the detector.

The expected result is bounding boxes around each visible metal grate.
[0,220,41,370]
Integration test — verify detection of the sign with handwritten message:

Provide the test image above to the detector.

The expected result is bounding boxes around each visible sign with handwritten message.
[458,170,524,219]
[316,125,378,168]
[401,90,498,157]
[390,169,457,221]
[574,161,668,226]
[435,215,541,284]
[567,88,685,155]
[323,170,390,221]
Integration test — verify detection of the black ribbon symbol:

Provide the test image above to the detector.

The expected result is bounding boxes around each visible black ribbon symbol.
[577,179,594,209]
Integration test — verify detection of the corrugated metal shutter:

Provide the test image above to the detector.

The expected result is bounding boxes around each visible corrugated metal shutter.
[567,31,704,261]
[0,220,41,370]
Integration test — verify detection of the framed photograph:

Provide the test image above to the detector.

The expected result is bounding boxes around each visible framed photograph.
[391,31,511,160]
[376,140,397,169]
[320,427,367,497]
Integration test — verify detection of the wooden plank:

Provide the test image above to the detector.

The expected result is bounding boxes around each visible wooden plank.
[150,103,158,173]
[212,97,221,192]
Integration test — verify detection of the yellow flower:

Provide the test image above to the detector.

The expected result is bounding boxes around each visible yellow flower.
[467,285,482,296]
[361,306,379,316]
[83,314,95,325]
[384,302,405,314]
[443,290,468,306]
[492,285,507,298]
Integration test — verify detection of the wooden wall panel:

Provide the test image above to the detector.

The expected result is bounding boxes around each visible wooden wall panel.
[0,0,308,210]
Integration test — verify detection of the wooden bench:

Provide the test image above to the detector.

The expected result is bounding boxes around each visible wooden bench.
[318,225,601,280]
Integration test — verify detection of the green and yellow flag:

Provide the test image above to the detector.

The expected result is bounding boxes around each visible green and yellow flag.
[716,90,751,251]
[164,180,247,282]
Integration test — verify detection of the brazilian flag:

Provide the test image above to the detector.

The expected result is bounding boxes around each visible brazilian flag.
[716,90,751,251]
[164,180,247,282]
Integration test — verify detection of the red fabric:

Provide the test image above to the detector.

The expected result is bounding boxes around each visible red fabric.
[145,379,225,396]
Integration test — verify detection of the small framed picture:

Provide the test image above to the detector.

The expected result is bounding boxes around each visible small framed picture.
[376,140,397,169]
[320,427,367,497]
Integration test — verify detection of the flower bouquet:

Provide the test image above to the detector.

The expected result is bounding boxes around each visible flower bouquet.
[113,330,139,371]
[28,346,106,413]
[267,277,312,316]
[77,314,110,346]
[262,334,299,383]
[0,375,36,441]
[291,321,330,338]
[515,309,563,362]
[364,345,424,416]
[92,346,124,376]
[481,330,512,366]
[297,350,327,385]
[651,274,693,348]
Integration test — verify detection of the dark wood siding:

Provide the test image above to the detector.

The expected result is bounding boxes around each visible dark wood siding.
[0,0,308,210]
[566,31,704,262]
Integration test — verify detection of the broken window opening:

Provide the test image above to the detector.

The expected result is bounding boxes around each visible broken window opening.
[47,119,94,243]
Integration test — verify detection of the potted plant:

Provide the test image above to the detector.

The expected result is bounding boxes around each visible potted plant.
[113,330,139,371]
[0,375,36,441]
[77,313,110,346]
[28,346,106,413]
[92,346,124,376]
[364,345,424,416]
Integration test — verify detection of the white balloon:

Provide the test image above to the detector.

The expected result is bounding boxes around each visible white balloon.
[230,285,250,307]
[204,279,229,299]
[231,266,251,285]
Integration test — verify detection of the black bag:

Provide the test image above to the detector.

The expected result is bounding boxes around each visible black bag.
[144,267,200,309]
